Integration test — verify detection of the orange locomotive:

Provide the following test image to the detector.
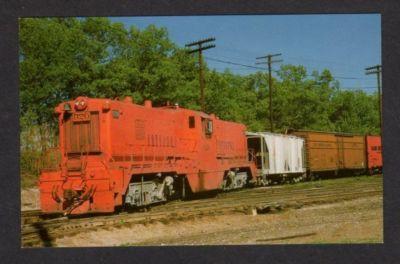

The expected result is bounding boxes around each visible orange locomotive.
[39,97,257,215]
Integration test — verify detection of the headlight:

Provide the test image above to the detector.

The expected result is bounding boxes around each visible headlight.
[74,97,88,111]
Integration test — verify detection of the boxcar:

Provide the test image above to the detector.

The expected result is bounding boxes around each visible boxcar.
[288,130,366,176]
[365,135,383,174]
[246,132,306,184]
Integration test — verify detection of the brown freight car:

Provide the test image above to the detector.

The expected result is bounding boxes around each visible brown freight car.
[288,130,366,177]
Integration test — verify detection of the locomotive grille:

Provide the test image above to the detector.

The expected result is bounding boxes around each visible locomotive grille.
[64,111,100,154]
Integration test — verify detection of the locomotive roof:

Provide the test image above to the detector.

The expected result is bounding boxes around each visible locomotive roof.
[59,96,238,123]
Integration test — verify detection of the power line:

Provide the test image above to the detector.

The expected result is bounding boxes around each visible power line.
[342,86,377,90]
[205,56,264,70]
[217,44,377,73]
[216,45,260,57]
[205,56,378,92]
[285,56,363,69]
[284,57,374,77]
[273,69,370,80]
[209,54,256,64]
[322,75,370,80]
[205,56,374,81]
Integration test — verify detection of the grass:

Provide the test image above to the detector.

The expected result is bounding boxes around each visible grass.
[280,174,382,191]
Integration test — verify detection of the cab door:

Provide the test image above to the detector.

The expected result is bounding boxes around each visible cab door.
[337,136,345,169]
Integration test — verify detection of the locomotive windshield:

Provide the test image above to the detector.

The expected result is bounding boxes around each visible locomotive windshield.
[201,118,213,136]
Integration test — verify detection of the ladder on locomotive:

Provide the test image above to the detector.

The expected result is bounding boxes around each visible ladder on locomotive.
[304,136,310,171]
[65,144,89,175]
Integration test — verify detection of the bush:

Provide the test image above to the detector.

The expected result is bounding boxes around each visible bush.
[20,121,58,188]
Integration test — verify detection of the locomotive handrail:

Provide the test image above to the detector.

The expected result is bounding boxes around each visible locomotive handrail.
[79,143,89,175]
[248,149,256,162]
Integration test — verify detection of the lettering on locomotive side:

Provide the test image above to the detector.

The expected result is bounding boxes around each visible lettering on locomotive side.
[135,119,146,140]
[147,134,176,147]
[217,140,234,151]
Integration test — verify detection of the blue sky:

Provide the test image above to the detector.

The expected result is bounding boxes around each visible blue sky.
[110,14,381,92]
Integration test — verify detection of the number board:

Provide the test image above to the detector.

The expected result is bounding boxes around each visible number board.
[72,111,91,122]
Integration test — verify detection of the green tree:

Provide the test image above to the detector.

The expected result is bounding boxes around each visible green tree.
[19,18,381,187]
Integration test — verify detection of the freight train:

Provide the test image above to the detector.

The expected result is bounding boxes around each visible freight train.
[39,97,382,215]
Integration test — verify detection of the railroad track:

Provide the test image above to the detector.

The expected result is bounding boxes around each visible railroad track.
[21,209,63,225]
[21,176,382,247]
[21,209,41,224]
[21,180,379,225]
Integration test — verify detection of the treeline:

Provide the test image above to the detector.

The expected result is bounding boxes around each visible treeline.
[19,18,380,186]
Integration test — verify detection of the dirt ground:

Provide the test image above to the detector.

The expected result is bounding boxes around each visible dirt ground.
[55,195,382,246]
[21,187,40,211]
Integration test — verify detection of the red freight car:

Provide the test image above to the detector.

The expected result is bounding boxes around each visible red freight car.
[365,135,383,174]
[39,97,257,215]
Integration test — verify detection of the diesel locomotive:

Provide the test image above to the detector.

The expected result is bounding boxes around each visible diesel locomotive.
[39,96,258,215]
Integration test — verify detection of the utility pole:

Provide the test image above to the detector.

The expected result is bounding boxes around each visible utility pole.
[256,53,283,132]
[185,37,216,112]
[365,65,382,131]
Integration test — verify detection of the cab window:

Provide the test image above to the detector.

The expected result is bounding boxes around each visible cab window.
[206,120,213,134]
[201,117,213,136]
[189,116,195,128]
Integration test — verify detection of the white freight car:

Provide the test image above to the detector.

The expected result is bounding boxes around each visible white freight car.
[246,132,306,184]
